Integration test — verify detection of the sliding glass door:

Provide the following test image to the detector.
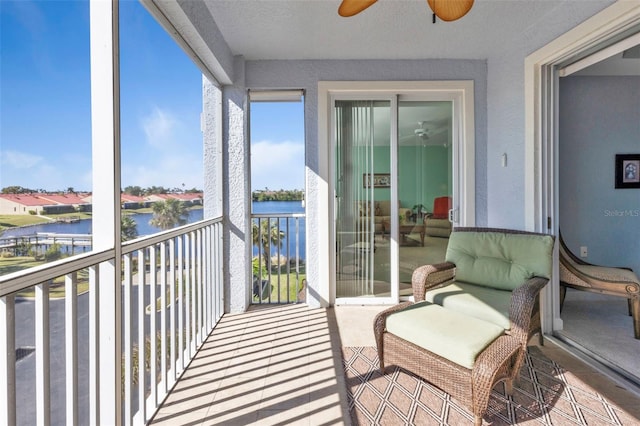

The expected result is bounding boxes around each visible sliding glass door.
[397,100,453,296]
[335,100,393,299]
[328,82,474,305]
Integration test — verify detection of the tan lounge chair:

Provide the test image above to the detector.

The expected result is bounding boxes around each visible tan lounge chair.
[559,233,640,339]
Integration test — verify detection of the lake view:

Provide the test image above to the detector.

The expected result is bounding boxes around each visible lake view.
[2,200,306,258]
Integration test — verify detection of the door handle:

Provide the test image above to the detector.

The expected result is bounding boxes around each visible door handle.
[448,208,458,223]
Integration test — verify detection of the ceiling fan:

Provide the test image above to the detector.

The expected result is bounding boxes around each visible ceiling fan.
[338,0,474,22]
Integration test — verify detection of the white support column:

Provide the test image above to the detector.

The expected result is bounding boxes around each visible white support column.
[222,56,251,313]
[90,1,122,424]
[203,77,223,220]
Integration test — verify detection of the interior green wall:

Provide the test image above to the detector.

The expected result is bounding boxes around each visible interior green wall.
[351,145,451,212]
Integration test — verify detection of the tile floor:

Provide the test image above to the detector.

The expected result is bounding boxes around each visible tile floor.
[150,304,640,425]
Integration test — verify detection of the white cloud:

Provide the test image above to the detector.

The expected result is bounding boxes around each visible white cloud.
[123,106,202,188]
[0,149,94,191]
[251,140,305,190]
[121,153,203,189]
[0,149,75,190]
[141,106,180,149]
[1,150,44,169]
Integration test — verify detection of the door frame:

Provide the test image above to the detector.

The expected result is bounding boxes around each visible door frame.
[525,2,640,334]
[318,81,475,306]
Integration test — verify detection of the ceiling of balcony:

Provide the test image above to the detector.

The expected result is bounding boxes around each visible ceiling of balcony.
[202,0,613,61]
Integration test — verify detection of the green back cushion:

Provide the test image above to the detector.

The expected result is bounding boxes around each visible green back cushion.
[445,231,554,291]
[425,282,512,329]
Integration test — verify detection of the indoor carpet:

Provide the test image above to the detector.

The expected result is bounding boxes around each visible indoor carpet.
[342,347,638,425]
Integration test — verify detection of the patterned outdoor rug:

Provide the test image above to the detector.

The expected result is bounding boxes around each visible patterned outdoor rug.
[342,346,638,425]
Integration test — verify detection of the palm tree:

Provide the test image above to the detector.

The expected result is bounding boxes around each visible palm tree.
[149,198,188,230]
[252,219,284,273]
[121,214,138,241]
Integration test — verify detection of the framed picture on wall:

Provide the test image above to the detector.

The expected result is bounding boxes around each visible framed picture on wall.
[363,173,390,188]
[615,154,640,189]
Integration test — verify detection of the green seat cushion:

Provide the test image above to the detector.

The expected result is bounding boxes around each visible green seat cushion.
[446,231,554,291]
[385,301,505,369]
[425,282,512,330]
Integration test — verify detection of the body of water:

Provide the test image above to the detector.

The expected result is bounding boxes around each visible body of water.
[3,201,306,259]
[2,209,204,239]
[252,200,306,261]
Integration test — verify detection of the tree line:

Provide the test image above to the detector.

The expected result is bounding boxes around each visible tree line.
[123,185,202,196]
[252,188,304,202]
[1,186,77,194]
[1,186,202,195]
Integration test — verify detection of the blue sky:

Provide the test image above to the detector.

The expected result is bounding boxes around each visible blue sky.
[1,0,304,192]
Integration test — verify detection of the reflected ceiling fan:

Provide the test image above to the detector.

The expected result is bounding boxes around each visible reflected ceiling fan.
[414,121,430,140]
[401,121,449,146]
[338,0,474,22]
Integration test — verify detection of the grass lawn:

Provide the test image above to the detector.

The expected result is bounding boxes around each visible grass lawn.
[0,256,42,275]
[0,256,90,298]
[46,212,93,220]
[0,212,94,232]
[0,215,50,230]
[253,272,306,303]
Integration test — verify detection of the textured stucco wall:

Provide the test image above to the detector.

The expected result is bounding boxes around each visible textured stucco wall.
[222,57,252,313]
[559,76,640,274]
[245,59,488,307]
[199,1,614,311]
[203,77,222,219]
[485,1,613,228]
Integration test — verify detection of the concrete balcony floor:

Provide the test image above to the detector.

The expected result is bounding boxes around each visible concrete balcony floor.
[150,304,640,425]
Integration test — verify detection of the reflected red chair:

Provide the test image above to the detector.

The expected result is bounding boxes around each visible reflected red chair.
[424,196,452,237]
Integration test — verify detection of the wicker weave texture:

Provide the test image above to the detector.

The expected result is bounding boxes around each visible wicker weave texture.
[376,227,555,425]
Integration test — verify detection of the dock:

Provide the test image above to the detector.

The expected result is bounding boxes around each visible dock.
[0,233,93,253]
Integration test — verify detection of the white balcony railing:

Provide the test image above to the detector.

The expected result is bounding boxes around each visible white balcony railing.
[0,217,223,425]
[251,214,306,305]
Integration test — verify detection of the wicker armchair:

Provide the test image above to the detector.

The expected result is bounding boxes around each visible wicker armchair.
[374,228,554,426]
[559,233,640,339]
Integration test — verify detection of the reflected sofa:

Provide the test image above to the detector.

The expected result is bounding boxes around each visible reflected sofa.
[356,200,411,233]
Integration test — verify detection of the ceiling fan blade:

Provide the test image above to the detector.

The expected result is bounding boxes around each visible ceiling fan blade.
[338,0,378,17]
[427,0,474,22]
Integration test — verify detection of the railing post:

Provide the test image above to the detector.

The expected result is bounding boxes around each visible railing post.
[35,282,51,426]
[0,295,16,426]
[149,244,158,408]
[168,238,176,385]
[65,272,78,425]
[89,265,100,424]
[137,249,146,423]
[123,255,133,426]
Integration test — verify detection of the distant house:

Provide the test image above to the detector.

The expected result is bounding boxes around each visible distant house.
[144,193,172,203]
[146,193,203,206]
[39,193,91,213]
[0,194,52,215]
[0,193,91,215]
[0,192,202,215]
[121,194,149,209]
[167,193,203,205]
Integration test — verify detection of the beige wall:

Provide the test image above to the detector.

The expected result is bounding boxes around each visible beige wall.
[0,199,45,215]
